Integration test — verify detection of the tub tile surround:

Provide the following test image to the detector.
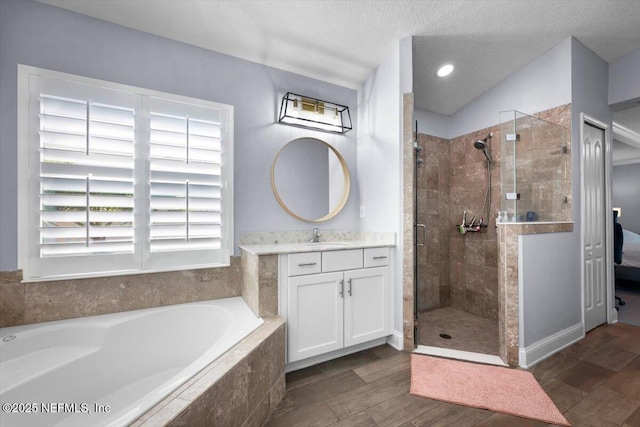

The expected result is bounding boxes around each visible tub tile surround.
[497,222,574,365]
[0,271,24,327]
[131,316,286,427]
[241,252,279,317]
[0,259,242,328]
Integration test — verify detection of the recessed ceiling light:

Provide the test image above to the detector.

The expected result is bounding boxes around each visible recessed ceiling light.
[437,64,454,77]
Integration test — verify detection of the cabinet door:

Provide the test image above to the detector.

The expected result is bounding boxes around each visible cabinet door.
[288,272,344,362]
[344,267,390,347]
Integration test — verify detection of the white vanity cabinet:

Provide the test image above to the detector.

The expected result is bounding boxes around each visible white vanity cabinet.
[284,247,391,364]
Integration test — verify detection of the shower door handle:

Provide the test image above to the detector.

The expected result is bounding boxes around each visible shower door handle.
[416,223,427,246]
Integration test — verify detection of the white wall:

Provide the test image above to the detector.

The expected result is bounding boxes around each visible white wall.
[609,48,640,107]
[414,108,450,139]
[0,0,360,269]
[448,38,572,138]
[357,47,400,234]
[357,36,411,336]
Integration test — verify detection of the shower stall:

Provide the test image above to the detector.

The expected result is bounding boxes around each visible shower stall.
[413,109,570,361]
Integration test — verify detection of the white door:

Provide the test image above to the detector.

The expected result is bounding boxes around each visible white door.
[344,267,390,347]
[583,123,607,332]
[288,272,344,362]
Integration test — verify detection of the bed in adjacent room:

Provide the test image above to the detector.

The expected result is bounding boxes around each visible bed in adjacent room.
[616,229,640,285]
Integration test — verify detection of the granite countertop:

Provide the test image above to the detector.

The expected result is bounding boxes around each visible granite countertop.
[240,239,395,255]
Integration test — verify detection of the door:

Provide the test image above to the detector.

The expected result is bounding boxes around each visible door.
[344,267,390,347]
[288,272,344,362]
[583,122,607,332]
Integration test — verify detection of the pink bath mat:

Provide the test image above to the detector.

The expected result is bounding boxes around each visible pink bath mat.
[410,354,571,426]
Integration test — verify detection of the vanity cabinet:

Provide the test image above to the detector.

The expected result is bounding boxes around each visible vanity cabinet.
[285,248,391,363]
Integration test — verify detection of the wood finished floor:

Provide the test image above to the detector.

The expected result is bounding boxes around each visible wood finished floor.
[265,322,640,427]
[617,286,640,327]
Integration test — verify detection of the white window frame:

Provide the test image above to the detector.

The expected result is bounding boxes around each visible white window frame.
[17,65,234,282]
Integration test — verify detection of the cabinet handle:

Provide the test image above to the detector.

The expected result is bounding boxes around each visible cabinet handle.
[297,262,317,267]
[372,256,387,260]
[339,279,344,298]
[348,278,352,296]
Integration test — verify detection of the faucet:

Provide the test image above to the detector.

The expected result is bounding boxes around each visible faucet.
[307,227,321,243]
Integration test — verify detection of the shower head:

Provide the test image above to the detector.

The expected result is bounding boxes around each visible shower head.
[473,133,493,163]
[474,139,487,150]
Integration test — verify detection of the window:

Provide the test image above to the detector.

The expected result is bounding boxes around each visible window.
[18,66,233,281]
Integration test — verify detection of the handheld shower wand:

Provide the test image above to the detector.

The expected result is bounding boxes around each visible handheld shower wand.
[473,133,493,228]
[474,133,493,164]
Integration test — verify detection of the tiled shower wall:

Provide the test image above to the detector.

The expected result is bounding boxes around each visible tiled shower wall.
[416,104,571,321]
[448,125,503,320]
[416,134,450,312]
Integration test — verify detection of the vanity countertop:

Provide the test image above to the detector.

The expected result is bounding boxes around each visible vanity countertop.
[240,240,395,255]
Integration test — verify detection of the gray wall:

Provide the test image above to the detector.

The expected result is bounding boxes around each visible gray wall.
[612,164,640,234]
[520,37,612,347]
[520,234,578,346]
[448,36,612,348]
[447,38,572,139]
[414,108,450,139]
[609,47,640,107]
[357,39,403,333]
[0,0,360,270]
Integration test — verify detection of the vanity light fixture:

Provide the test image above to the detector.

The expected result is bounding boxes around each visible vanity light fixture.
[278,92,352,134]
[437,63,454,77]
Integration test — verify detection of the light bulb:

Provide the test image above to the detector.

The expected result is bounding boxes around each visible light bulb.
[437,64,454,77]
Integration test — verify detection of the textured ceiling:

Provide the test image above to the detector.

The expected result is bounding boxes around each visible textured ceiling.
[38,0,640,116]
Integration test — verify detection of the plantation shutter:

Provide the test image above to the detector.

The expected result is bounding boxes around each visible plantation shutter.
[38,81,136,258]
[147,97,227,266]
[21,67,232,281]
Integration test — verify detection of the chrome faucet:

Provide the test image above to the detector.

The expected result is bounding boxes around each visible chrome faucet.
[307,227,321,243]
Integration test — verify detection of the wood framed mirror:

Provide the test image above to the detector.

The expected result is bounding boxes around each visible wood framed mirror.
[271,137,350,222]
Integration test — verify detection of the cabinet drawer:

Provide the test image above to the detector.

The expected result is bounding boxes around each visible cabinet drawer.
[364,247,390,268]
[288,252,322,276]
[322,249,363,272]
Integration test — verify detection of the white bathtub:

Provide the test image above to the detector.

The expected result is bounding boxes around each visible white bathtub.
[0,297,263,427]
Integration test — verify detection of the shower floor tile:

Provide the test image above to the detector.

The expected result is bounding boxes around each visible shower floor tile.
[418,307,499,356]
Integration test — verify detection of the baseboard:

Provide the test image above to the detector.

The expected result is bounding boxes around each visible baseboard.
[285,337,388,372]
[386,330,403,351]
[519,323,584,368]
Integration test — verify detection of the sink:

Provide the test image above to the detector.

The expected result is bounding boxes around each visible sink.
[304,242,349,250]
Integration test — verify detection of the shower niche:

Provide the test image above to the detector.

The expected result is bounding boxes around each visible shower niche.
[499,110,570,223]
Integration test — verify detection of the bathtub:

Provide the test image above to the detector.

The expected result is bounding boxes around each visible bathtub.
[0,297,263,427]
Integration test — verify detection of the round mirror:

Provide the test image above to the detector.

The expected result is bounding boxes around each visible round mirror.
[271,137,350,222]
